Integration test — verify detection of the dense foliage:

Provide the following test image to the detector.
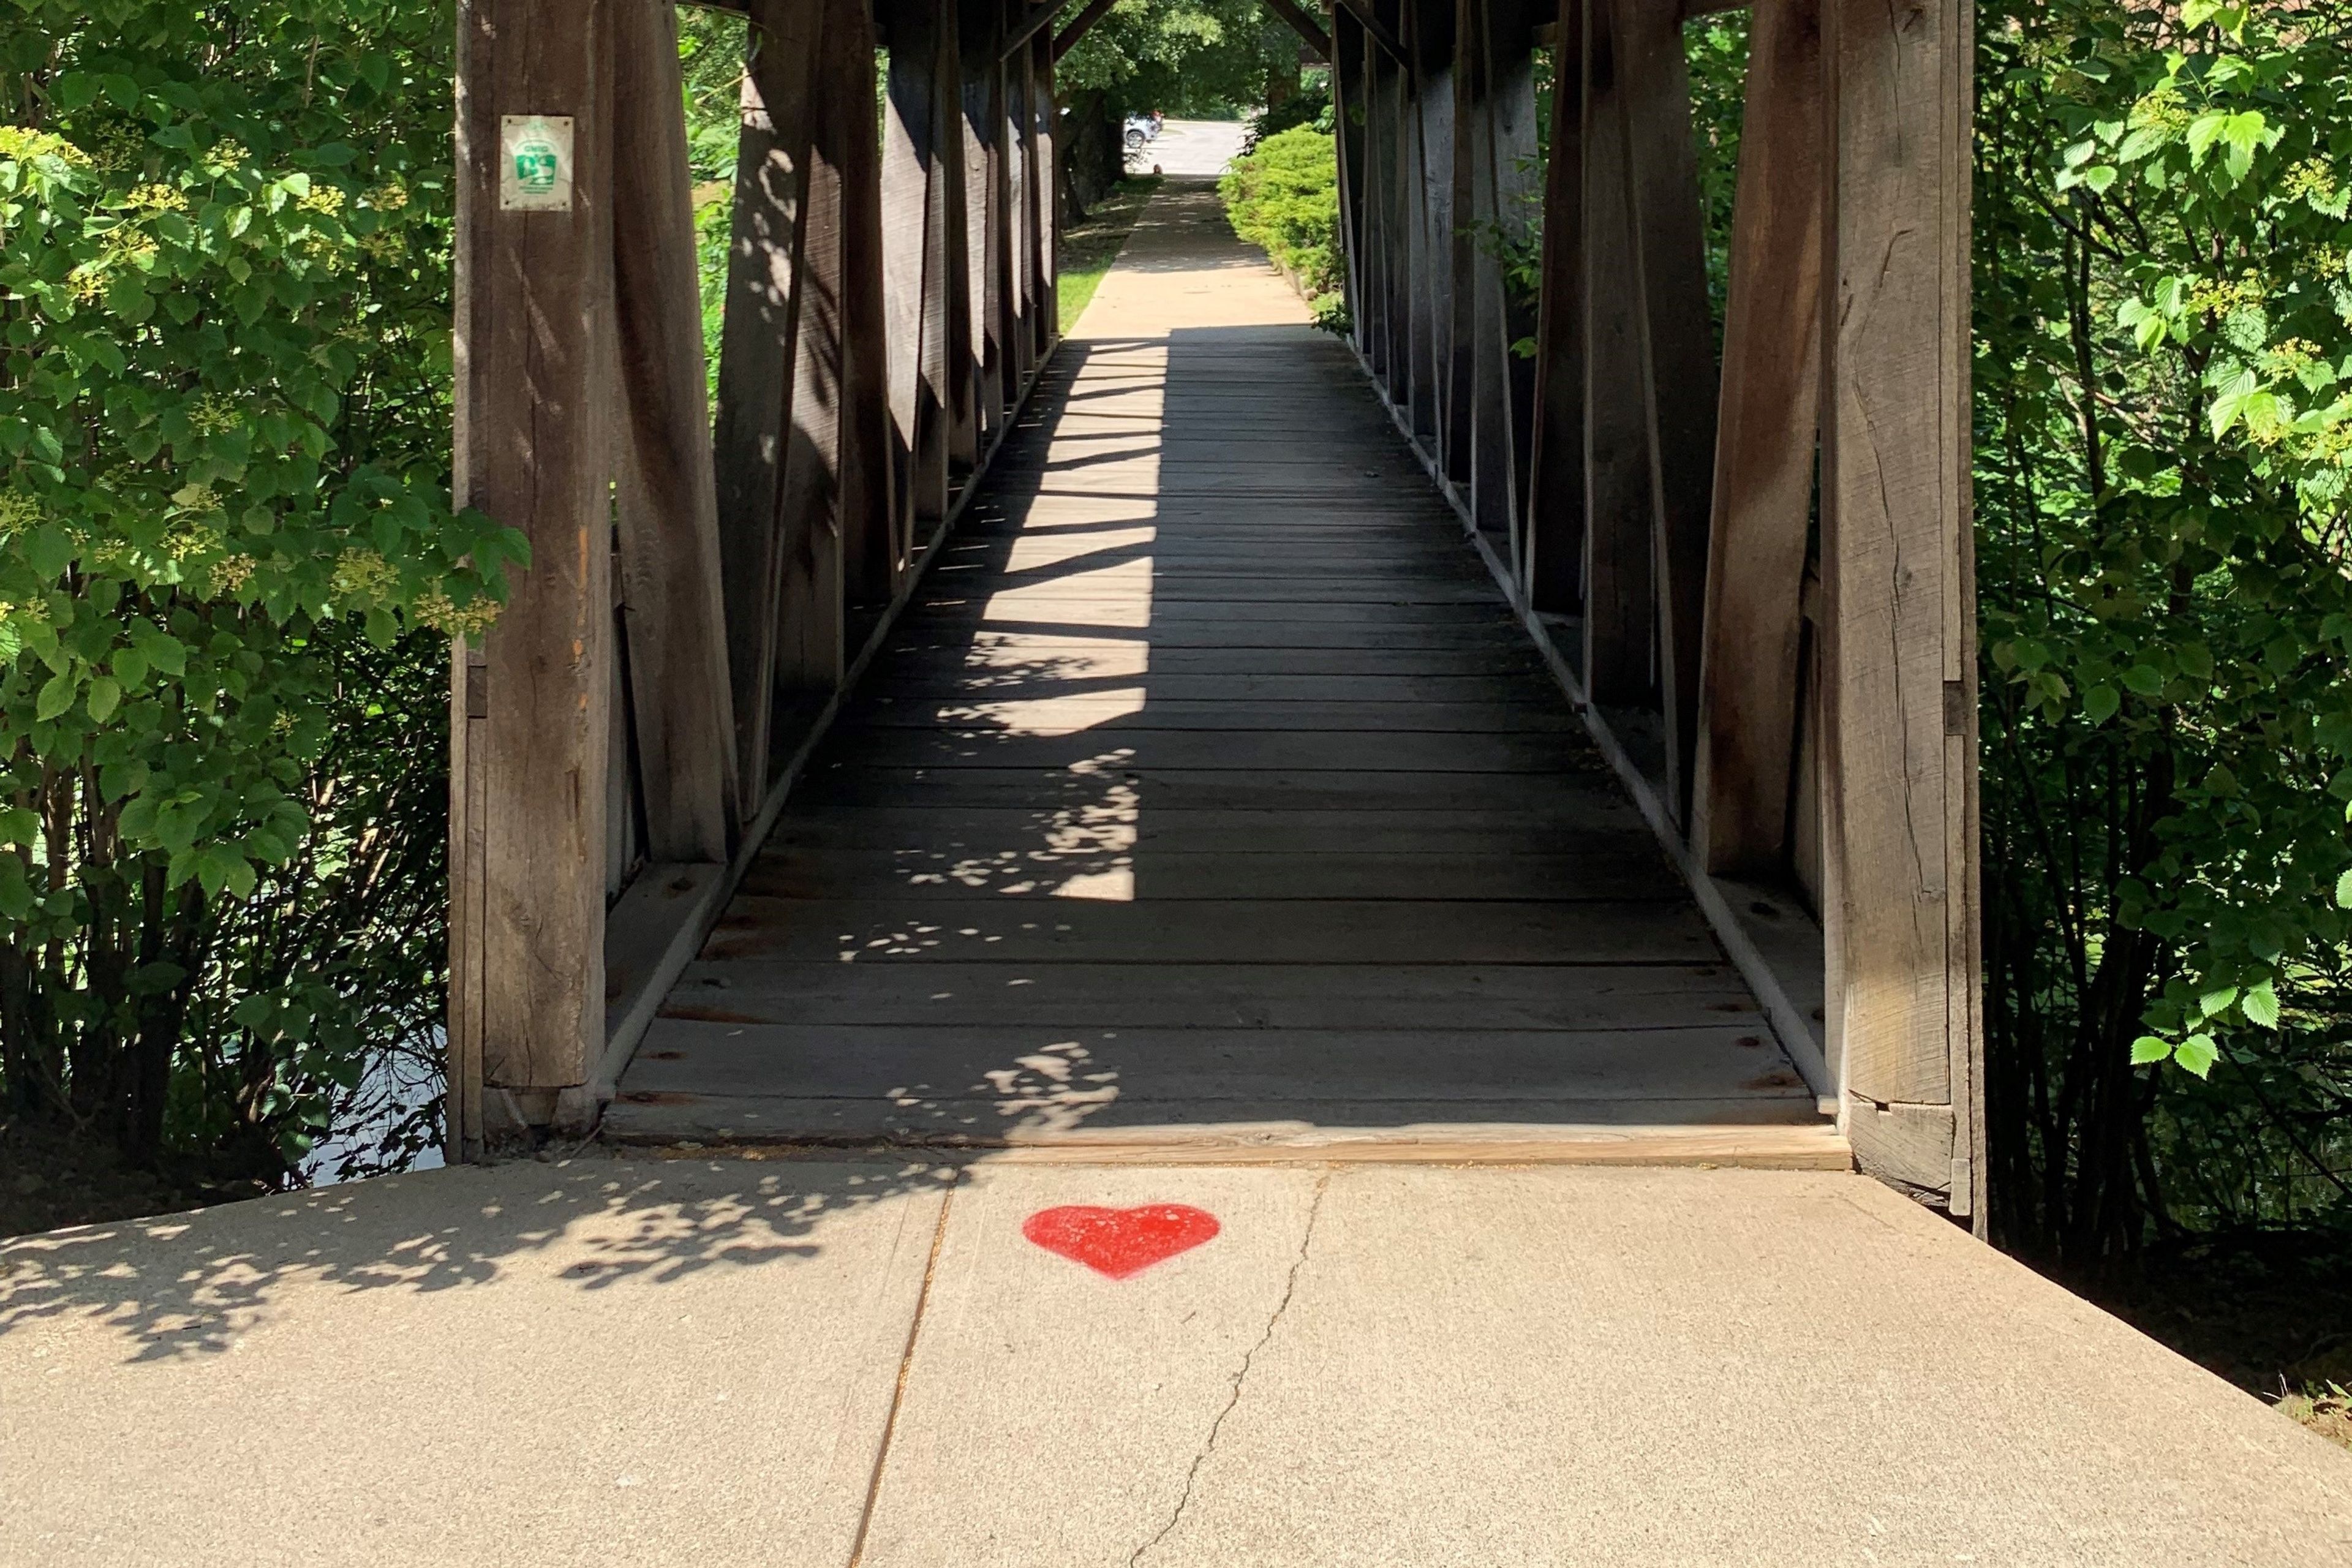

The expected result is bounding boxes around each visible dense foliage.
[1974,0,2352,1257]
[1219,121,1346,328]
[0,2,518,1179]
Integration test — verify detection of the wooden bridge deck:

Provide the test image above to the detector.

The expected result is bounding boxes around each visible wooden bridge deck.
[607,183,1843,1166]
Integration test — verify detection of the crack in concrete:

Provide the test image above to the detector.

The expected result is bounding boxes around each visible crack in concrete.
[1129,1174,1330,1567]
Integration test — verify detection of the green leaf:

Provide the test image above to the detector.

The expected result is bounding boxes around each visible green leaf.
[2083,684,2121,725]
[2335,869,2352,908]
[34,671,75,722]
[84,676,119,722]
[2174,1035,2220,1079]
[2199,985,2239,1020]
[2241,981,2280,1030]
[2131,1036,2173,1066]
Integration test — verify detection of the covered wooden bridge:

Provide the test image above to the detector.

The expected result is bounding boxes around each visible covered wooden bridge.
[449,0,1980,1218]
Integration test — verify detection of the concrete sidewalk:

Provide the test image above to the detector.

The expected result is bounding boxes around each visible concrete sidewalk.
[5,1156,2348,1566]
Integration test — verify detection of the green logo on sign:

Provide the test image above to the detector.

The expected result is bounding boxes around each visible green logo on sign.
[512,138,560,194]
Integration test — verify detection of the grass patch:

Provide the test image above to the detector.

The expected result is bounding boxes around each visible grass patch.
[1057,176,1162,334]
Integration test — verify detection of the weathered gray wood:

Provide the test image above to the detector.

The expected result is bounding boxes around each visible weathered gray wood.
[1523,0,1586,612]
[769,0,853,749]
[1001,0,1063,58]
[627,1023,1810,1107]
[839,697,1580,732]
[1820,0,1978,1213]
[1691,0,1824,877]
[712,0,824,813]
[597,860,729,1097]
[1608,0,1719,824]
[451,0,612,1111]
[792,763,1617,812]
[608,0,737,863]
[743,845,1667,899]
[1444,0,1479,488]
[1332,6,1370,351]
[833,0,900,613]
[703,896,1719,965]
[1577,0,1654,706]
[882,0,949,528]
[665,958,1749,1029]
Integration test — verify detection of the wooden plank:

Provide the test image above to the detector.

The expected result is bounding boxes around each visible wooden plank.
[824,728,1597,772]
[756,798,1653,852]
[1445,0,1480,488]
[451,0,612,1108]
[741,845,1669,899]
[1028,30,1057,357]
[1608,0,1719,824]
[1691,0,1825,877]
[663,957,1754,1029]
[836,697,1581,732]
[1404,0,1454,447]
[1576,0,1654,706]
[1819,0,1977,1205]
[608,0,737,862]
[626,1022,1813,1107]
[790,764,1618,812]
[700,896,1721,965]
[1469,0,1542,558]
[963,0,1006,434]
[712,0,824,814]
[1001,0,1063,57]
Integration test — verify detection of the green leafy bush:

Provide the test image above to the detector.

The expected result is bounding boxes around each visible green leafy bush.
[1973,0,2352,1252]
[1218,123,1346,330]
[0,2,522,1175]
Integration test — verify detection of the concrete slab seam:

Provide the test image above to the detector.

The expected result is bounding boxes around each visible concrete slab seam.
[846,1167,962,1568]
[1129,1170,1330,1566]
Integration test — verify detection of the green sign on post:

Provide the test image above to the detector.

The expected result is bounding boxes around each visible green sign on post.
[497,114,573,213]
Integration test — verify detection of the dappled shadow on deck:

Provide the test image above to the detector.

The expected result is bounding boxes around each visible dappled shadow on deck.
[609,190,1829,1158]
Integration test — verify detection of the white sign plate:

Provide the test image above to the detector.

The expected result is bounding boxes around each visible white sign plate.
[499,114,573,213]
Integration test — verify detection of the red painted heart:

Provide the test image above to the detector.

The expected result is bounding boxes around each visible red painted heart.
[1022,1204,1221,1280]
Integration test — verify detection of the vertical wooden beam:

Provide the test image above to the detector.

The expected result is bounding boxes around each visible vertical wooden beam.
[770,0,853,733]
[712,0,823,813]
[962,0,1008,438]
[1332,5,1371,356]
[1403,0,1453,448]
[883,0,950,527]
[1820,0,1981,1217]
[1430,0,1468,484]
[609,0,737,861]
[1524,0,1585,612]
[451,0,613,1134]
[935,0,978,480]
[1004,21,1036,390]
[1468,0,1540,558]
[1691,0,1823,876]
[1609,0,1717,824]
[1577,0,1654,706]
[835,0,900,611]
[1031,29,1058,353]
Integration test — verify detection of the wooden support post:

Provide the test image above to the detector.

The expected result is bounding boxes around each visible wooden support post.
[1820,0,1981,1218]
[834,0,900,611]
[1523,0,1585,612]
[1691,0,1823,877]
[1444,0,1478,486]
[881,0,952,528]
[451,0,614,1142]
[609,0,737,862]
[1402,0,1453,448]
[1334,0,1409,60]
[1609,0,1717,824]
[712,0,823,813]
[962,0,1005,441]
[936,0,978,480]
[1332,4,1370,355]
[1031,29,1058,353]
[1464,0,1540,559]
[1576,0,1654,706]
[1003,20,1036,390]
